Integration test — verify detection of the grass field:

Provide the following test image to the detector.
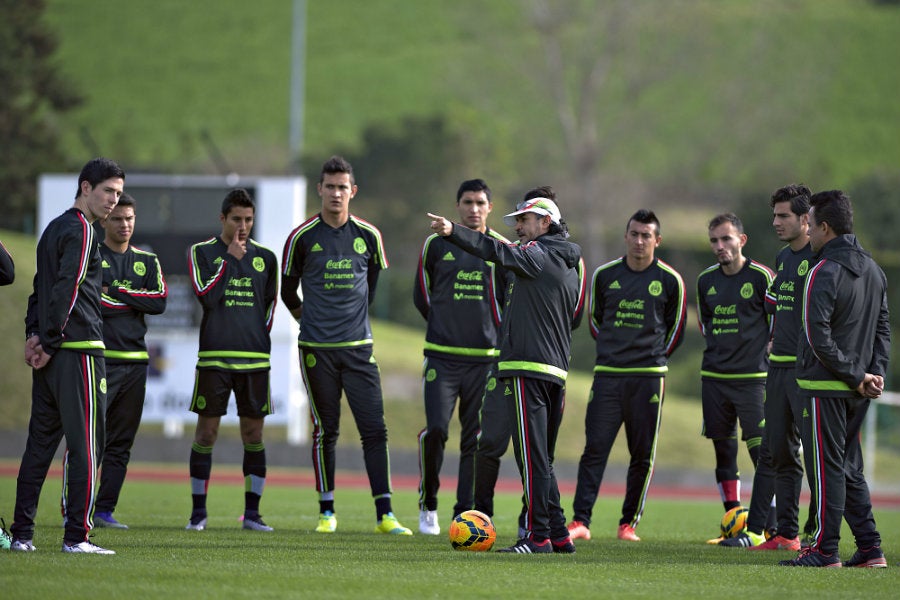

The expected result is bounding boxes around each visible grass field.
[1,466,897,599]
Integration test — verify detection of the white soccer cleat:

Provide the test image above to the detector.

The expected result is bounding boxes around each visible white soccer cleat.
[10,539,37,552]
[62,541,115,554]
[418,510,440,535]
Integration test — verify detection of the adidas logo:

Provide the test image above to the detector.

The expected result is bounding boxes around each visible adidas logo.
[609,280,621,290]
[802,408,809,418]
[504,386,512,396]
[311,243,323,252]
[778,262,784,271]
[102,260,110,268]
[649,394,659,404]
[214,256,223,264]
[707,286,717,296]
[442,251,455,261]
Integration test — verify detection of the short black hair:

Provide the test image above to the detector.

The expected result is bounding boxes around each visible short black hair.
[76,157,125,199]
[627,209,661,236]
[456,179,491,203]
[117,192,136,209]
[770,184,811,215]
[320,155,354,185]
[809,190,853,235]
[523,185,555,203]
[221,188,255,217]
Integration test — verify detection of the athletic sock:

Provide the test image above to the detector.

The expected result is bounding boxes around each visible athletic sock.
[243,442,266,514]
[189,443,213,511]
[375,495,392,520]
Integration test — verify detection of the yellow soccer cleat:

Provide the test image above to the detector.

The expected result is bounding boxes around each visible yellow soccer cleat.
[316,511,337,533]
[374,513,412,535]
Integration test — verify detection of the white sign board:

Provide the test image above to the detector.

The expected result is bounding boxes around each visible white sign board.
[38,173,309,444]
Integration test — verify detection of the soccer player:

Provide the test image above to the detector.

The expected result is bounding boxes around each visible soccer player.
[281,156,412,535]
[10,157,124,554]
[0,239,14,285]
[723,185,815,549]
[91,194,167,528]
[696,213,774,542]
[427,187,586,554]
[567,209,686,543]
[781,190,890,568]
[186,188,279,532]
[413,178,509,534]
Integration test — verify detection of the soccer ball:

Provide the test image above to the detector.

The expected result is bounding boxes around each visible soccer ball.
[720,506,749,538]
[448,510,496,551]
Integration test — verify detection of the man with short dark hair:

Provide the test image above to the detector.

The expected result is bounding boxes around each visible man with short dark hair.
[282,156,412,535]
[414,178,509,534]
[11,157,124,554]
[91,193,167,528]
[726,184,815,550]
[428,186,586,554]
[696,213,775,544]
[780,190,889,568]
[186,188,279,532]
[567,209,686,543]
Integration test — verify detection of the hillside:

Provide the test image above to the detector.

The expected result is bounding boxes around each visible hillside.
[39,0,900,191]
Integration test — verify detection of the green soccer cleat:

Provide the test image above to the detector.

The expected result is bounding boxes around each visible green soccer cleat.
[1,518,12,550]
[315,511,336,533]
[374,513,412,535]
[719,530,766,548]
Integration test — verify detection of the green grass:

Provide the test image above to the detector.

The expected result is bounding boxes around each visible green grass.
[38,0,900,191]
[2,469,897,599]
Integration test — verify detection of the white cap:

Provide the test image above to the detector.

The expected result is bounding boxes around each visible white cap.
[503,197,562,227]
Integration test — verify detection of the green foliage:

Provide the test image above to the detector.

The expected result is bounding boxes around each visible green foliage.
[0,0,80,232]
[1,474,898,598]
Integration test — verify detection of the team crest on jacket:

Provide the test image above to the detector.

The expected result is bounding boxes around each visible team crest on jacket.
[253,256,265,272]
[486,377,496,391]
[797,260,809,276]
[353,237,367,254]
[740,282,754,299]
[133,261,146,276]
[306,354,317,368]
[648,280,662,297]
[426,368,437,382]
[99,378,107,394]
